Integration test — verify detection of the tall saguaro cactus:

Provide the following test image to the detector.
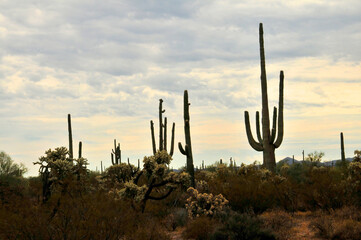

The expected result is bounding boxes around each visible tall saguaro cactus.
[340,132,346,162]
[67,114,82,159]
[78,141,82,158]
[244,23,284,172]
[178,90,195,187]
[68,114,73,159]
[111,139,121,165]
[150,99,175,156]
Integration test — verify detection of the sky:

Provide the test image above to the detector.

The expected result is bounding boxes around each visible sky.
[0,0,360,176]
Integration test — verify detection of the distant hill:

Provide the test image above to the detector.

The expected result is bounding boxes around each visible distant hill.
[277,157,353,166]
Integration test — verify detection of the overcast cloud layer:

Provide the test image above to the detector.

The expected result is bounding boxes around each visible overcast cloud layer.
[0,0,360,176]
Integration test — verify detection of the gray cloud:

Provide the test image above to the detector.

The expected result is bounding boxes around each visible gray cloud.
[0,0,360,175]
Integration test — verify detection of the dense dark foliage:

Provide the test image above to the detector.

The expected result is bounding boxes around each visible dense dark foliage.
[1,149,361,239]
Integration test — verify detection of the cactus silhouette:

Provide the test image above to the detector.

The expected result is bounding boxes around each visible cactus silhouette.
[68,114,73,159]
[111,139,121,165]
[340,132,346,162]
[67,114,82,160]
[178,90,195,187]
[78,141,82,158]
[244,23,284,172]
[150,99,175,156]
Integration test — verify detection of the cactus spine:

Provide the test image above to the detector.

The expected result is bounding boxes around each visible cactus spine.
[150,99,175,156]
[178,90,195,187]
[244,23,284,172]
[111,139,121,165]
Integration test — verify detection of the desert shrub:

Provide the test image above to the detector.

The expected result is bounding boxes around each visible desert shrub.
[332,219,361,240]
[183,216,217,240]
[300,166,345,210]
[211,211,276,240]
[0,185,171,240]
[163,207,188,231]
[333,205,361,221]
[205,163,293,213]
[311,214,334,239]
[0,175,28,205]
[354,150,361,162]
[311,206,361,240]
[346,161,361,205]
[283,162,308,184]
[260,209,293,240]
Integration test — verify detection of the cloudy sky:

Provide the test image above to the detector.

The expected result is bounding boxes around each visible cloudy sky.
[1,0,360,176]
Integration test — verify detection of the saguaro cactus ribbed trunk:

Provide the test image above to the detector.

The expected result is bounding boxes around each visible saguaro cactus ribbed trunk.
[244,23,284,172]
[150,99,175,156]
[178,90,195,187]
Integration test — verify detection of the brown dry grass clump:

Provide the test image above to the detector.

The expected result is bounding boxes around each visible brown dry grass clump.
[182,216,217,240]
[260,209,294,240]
[311,206,361,240]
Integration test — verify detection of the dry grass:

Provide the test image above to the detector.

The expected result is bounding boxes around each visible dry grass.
[311,206,361,240]
[260,209,294,240]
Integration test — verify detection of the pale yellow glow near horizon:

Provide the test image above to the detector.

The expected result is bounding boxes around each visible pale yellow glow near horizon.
[2,54,360,176]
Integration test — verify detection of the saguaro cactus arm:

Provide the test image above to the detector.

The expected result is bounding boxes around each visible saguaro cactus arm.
[111,153,115,165]
[159,99,164,151]
[150,100,175,156]
[178,142,189,156]
[269,107,277,144]
[244,111,264,151]
[274,71,284,148]
[150,120,156,155]
[164,117,167,152]
[255,111,263,143]
[169,123,175,156]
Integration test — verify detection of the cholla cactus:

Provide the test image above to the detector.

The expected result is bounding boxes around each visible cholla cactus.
[143,150,172,178]
[34,147,89,203]
[195,180,209,193]
[185,187,228,218]
[117,182,148,203]
[103,163,137,185]
[114,150,190,212]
